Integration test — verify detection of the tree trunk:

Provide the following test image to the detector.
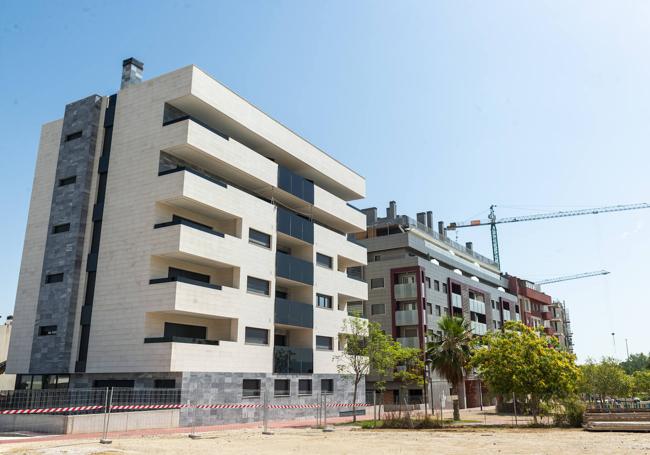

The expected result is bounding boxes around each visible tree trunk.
[452,384,461,421]
[352,380,358,422]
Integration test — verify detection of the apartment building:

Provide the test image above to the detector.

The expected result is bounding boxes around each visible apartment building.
[6,59,368,422]
[507,276,574,352]
[353,201,520,408]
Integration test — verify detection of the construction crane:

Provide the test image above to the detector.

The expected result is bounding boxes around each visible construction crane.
[535,270,610,286]
[447,203,650,267]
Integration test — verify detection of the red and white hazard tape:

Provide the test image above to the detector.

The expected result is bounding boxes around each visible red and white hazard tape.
[0,402,372,414]
[0,405,103,415]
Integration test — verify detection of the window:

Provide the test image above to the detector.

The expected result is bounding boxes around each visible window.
[38,325,57,336]
[442,283,448,294]
[371,303,385,315]
[317,294,332,309]
[247,276,270,296]
[52,223,70,234]
[434,280,440,291]
[243,379,261,398]
[45,273,64,284]
[321,379,334,394]
[245,327,269,345]
[370,278,384,289]
[154,379,176,389]
[58,176,76,187]
[316,253,333,269]
[435,305,442,316]
[373,255,381,261]
[65,131,82,141]
[249,228,271,248]
[164,322,206,340]
[426,303,432,314]
[298,379,312,395]
[168,267,210,284]
[274,379,290,396]
[425,277,431,288]
[316,335,333,351]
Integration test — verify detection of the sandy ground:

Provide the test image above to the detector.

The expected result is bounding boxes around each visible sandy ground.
[0,427,648,455]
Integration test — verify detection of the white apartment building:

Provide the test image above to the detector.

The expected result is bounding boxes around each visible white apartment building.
[6,59,367,421]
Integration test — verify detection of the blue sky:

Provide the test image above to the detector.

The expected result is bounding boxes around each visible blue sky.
[1,0,648,361]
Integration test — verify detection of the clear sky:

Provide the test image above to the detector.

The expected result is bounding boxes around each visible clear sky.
[1,0,648,362]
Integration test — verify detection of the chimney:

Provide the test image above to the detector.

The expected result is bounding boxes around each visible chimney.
[426,211,433,229]
[466,242,473,252]
[121,57,144,89]
[416,212,427,227]
[438,221,445,238]
[387,201,397,219]
[362,207,377,224]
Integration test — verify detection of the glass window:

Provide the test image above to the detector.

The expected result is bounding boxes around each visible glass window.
[370,278,384,289]
[435,305,442,317]
[243,379,261,397]
[442,283,448,294]
[316,253,333,269]
[298,379,312,395]
[274,379,290,396]
[247,276,270,296]
[38,325,57,336]
[425,277,431,288]
[426,303,432,314]
[316,336,333,351]
[245,327,269,345]
[52,223,70,234]
[434,280,440,291]
[371,303,385,315]
[317,294,332,309]
[249,228,271,248]
[45,273,64,284]
[321,379,334,394]
[58,176,77,186]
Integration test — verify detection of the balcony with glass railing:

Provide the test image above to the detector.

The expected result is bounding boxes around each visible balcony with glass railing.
[394,282,418,301]
[395,310,419,326]
[396,337,420,348]
[471,321,487,336]
[451,293,463,309]
[469,299,486,314]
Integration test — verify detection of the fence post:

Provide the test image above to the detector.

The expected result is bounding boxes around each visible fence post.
[100,387,113,444]
[189,397,201,439]
[322,392,334,432]
[262,387,273,435]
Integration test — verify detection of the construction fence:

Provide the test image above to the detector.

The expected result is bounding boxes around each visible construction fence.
[0,387,380,436]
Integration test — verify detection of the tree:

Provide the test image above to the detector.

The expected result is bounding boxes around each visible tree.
[426,316,473,421]
[336,318,398,421]
[620,353,650,374]
[580,358,631,405]
[632,370,650,399]
[470,321,580,423]
[392,346,425,404]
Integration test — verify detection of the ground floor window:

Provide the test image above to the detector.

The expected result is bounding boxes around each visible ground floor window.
[243,379,261,398]
[15,374,69,390]
[321,379,334,394]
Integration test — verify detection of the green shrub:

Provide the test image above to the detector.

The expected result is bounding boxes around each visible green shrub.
[360,414,443,429]
[553,397,585,428]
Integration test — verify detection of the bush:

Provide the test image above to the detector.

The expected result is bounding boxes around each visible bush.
[360,413,443,429]
[553,397,585,428]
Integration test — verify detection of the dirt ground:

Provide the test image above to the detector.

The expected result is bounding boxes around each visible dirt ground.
[1,427,648,455]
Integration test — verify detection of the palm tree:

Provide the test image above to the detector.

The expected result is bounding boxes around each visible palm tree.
[426,315,473,421]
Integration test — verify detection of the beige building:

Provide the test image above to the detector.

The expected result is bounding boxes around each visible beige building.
[7,59,367,419]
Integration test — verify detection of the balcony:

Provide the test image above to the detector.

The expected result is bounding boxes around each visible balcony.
[277,207,313,244]
[144,336,219,346]
[451,293,463,309]
[471,321,487,336]
[395,310,419,326]
[276,252,313,285]
[469,299,486,314]
[274,298,313,329]
[149,275,222,291]
[277,166,314,204]
[154,216,224,238]
[273,346,314,374]
[396,337,420,348]
[394,283,417,301]
[541,311,553,321]
[544,327,556,336]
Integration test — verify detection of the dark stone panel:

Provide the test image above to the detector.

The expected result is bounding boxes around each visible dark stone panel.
[29,95,103,374]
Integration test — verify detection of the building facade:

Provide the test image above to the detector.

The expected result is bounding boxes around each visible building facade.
[7,59,368,422]
[354,201,520,409]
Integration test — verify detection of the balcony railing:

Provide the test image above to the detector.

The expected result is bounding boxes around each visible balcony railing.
[144,336,219,346]
[395,310,419,326]
[451,293,463,309]
[396,337,420,348]
[277,207,314,244]
[273,346,314,374]
[394,283,417,301]
[469,299,486,314]
[149,275,222,291]
[158,166,227,189]
[277,166,314,204]
[471,321,487,336]
[274,298,313,328]
[276,252,314,285]
[162,114,229,141]
[154,217,225,238]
